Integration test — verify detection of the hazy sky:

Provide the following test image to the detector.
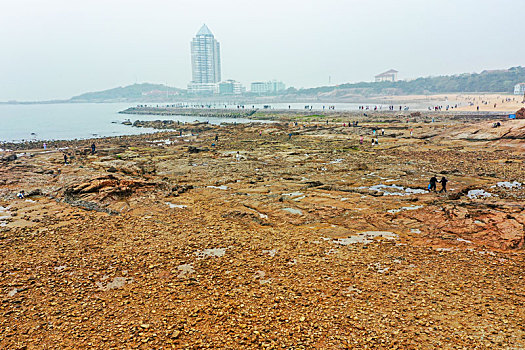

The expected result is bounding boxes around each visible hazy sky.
[1,0,524,101]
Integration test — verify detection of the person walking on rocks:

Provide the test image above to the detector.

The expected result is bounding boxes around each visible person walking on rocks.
[429,176,438,192]
[439,176,448,193]
[91,143,96,155]
[63,153,69,165]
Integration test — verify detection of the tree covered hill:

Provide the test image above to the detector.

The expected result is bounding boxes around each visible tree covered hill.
[67,67,525,102]
[298,66,525,96]
[70,83,183,102]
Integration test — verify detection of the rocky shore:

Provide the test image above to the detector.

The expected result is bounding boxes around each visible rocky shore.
[118,105,511,121]
[1,112,524,348]
[119,107,258,118]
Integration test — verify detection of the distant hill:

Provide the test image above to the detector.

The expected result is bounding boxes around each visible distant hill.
[65,66,525,103]
[70,83,184,102]
[297,66,525,97]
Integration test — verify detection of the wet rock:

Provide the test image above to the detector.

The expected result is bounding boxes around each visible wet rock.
[1,154,17,162]
[187,146,208,154]
[171,184,193,196]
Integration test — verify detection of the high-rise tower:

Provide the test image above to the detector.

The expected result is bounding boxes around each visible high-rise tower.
[188,24,221,93]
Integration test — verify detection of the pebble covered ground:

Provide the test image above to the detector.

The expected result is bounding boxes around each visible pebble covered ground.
[1,112,524,349]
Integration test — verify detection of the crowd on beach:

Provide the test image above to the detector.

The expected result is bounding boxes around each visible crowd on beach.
[428,104,458,111]
[358,105,410,111]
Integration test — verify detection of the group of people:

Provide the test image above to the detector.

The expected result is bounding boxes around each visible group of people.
[357,105,410,111]
[429,176,448,193]
[429,105,458,111]
[62,142,96,165]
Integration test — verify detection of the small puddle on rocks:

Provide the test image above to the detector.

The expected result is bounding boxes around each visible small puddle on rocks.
[54,265,67,272]
[333,231,398,245]
[148,139,174,145]
[344,286,362,294]
[207,185,229,190]
[369,262,389,273]
[283,192,304,197]
[177,264,194,278]
[361,184,427,196]
[254,270,271,284]
[435,247,454,252]
[467,189,494,199]
[246,207,268,219]
[96,277,133,291]
[0,206,11,227]
[7,288,20,297]
[492,181,522,189]
[262,249,277,257]
[165,202,187,209]
[388,205,423,214]
[195,248,227,259]
[282,207,303,215]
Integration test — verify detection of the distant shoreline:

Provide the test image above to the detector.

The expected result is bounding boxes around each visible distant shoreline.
[1,91,521,106]
[2,92,523,114]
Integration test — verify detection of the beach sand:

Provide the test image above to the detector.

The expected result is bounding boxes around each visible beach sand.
[376,93,525,112]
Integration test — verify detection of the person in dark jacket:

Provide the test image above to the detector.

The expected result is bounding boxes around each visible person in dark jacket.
[439,177,448,193]
[429,176,438,192]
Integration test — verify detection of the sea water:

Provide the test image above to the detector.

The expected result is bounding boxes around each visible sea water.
[0,103,264,142]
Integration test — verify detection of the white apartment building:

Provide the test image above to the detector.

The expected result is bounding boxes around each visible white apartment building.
[514,83,525,95]
[250,80,286,94]
[188,24,221,94]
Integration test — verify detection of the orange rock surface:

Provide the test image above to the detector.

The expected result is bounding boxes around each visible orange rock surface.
[1,113,524,349]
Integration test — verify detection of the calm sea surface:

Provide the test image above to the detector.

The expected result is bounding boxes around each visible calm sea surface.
[0,103,264,142]
[0,101,436,142]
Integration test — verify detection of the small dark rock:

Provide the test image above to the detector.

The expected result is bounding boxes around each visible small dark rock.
[2,154,17,162]
[447,192,462,200]
[305,181,323,188]
[27,189,43,197]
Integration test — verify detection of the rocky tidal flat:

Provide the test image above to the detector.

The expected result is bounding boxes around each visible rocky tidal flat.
[0,112,524,349]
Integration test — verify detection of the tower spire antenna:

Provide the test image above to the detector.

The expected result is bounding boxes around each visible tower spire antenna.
[197,24,213,36]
